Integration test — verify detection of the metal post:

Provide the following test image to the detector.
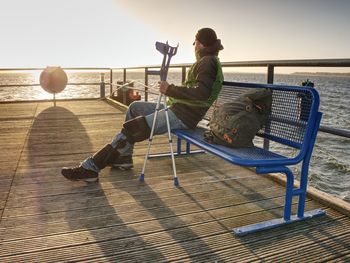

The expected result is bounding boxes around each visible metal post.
[110,69,113,96]
[177,138,182,155]
[181,66,187,83]
[267,64,274,84]
[264,64,274,150]
[100,73,105,98]
[145,67,149,102]
[123,68,126,83]
[122,69,127,103]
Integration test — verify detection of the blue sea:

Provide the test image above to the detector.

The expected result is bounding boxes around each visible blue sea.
[0,70,349,202]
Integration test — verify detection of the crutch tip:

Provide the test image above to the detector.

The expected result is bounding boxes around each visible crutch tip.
[174,177,179,187]
[139,174,145,182]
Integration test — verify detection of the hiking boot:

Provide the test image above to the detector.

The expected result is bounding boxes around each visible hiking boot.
[61,166,98,182]
[111,155,133,170]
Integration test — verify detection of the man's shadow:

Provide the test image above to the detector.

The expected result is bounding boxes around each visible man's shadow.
[108,154,227,262]
[25,105,166,261]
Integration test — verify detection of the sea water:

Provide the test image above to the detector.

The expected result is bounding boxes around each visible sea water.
[0,70,349,202]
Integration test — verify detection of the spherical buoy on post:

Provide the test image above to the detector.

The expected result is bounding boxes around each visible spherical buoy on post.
[40,66,68,105]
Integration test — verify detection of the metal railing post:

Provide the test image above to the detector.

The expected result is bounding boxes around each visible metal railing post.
[181,66,187,83]
[100,73,105,98]
[109,69,113,96]
[145,67,149,102]
[264,64,275,150]
[123,68,126,83]
[267,64,274,84]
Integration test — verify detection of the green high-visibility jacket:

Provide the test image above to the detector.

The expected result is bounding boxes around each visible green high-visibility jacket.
[165,56,223,129]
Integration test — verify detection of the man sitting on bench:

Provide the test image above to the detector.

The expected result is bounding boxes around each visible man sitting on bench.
[61,27,224,182]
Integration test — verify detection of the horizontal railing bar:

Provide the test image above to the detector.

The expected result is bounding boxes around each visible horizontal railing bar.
[111,58,350,70]
[221,59,350,67]
[0,97,99,104]
[0,84,41,87]
[0,67,111,71]
[1,59,350,72]
[319,126,350,138]
[64,82,103,85]
[0,82,106,88]
[111,64,191,70]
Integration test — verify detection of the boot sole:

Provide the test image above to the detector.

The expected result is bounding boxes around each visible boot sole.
[111,164,133,170]
[83,177,99,182]
[62,174,99,182]
[61,169,99,182]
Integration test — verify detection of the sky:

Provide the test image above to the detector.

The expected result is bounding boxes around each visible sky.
[0,0,349,72]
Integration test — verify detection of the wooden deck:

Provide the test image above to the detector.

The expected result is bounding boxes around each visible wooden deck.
[0,99,349,262]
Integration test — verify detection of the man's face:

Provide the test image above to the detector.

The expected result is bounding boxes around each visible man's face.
[194,40,204,52]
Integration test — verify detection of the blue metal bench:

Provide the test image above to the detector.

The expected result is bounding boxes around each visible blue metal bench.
[172,81,326,236]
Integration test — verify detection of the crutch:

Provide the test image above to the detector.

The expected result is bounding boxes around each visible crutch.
[139,41,180,186]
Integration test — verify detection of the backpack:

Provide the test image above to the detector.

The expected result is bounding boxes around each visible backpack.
[204,88,272,148]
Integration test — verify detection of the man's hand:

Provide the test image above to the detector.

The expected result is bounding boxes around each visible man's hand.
[158,81,169,94]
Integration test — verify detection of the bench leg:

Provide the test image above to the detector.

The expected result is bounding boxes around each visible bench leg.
[177,138,192,154]
[232,165,326,236]
[177,137,205,155]
[186,141,191,154]
[298,162,309,218]
[257,166,295,221]
[297,112,322,218]
[148,137,204,158]
[177,137,182,154]
[233,209,325,236]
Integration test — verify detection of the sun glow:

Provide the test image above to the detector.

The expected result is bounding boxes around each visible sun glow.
[0,0,349,68]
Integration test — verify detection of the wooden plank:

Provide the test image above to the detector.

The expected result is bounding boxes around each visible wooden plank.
[262,233,350,262]
[326,253,350,263]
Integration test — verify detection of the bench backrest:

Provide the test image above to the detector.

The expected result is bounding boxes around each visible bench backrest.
[205,81,321,153]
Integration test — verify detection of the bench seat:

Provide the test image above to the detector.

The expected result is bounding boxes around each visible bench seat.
[173,128,288,166]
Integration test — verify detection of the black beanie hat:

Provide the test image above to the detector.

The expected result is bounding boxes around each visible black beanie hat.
[195,28,218,47]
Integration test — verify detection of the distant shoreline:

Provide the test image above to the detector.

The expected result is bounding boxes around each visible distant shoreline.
[291,72,350,77]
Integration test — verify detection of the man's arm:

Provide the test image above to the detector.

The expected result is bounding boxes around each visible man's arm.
[159,56,217,101]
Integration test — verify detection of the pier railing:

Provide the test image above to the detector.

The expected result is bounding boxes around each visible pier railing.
[112,59,350,138]
[0,59,349,138]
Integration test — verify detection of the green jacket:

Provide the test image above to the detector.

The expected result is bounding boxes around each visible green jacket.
[165,56,223,129]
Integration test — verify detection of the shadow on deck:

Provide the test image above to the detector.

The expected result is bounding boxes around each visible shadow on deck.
[0,100,349,262]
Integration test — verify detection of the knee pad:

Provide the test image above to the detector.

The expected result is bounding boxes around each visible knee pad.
[122,116,151,143]
[92,144,120,170]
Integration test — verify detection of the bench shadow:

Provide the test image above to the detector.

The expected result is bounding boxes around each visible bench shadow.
[26,105,166,262]
[236,213,344,261]
[147,154,342,261]
[180,156,347,260]
[182,155,285,218]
